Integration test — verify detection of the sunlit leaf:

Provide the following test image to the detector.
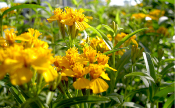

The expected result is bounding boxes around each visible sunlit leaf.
[102,24,114,33]
[124,72,155,83]
[153,84,174,101]
[122,102,144,108]
[1,4,46,18]
[163,94,175,108]
[114,28,148,49]
[103,47,128,55]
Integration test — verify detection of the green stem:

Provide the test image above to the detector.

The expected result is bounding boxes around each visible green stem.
[37,74,43,95]
[0,18,3,37]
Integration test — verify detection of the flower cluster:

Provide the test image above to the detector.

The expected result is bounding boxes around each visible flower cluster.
[147,9,165,20]
[0,28,58,85]
[54,46,117,94]
[146,26,169,37]
[47,7,92,31]
[81,33,138,56]
[81,36,110,53]
[131,9,165,21]
[131,13,146,20]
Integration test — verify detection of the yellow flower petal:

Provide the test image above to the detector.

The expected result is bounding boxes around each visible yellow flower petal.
[100,72,110,81]
[105,64,117,71]
[10,67,33,85]
[47,15,58,23]
[42,66,58,82]
[61,69,74,77]
[90,78,109,94]
[73,77,90,90]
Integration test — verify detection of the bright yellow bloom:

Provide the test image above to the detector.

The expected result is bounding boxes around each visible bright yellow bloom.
[47,7,91,31]
[131,13,146,20]
[16,28,42,48]
[89,64,110,94]
[42,66,58,82]
[147,9,165,20]
[0,37,7,48]
[82,46,97,63]
[4,29,18,45]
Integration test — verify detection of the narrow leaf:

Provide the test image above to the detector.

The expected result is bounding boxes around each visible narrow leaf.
[1,4,46,18]
[143,52,156,81]
[160,63,174,76]
[159,0,174,4]
[143,52,156,101]
[116,50,131,76]
[9,87,25,104]
[122,102,144,108]
[114,28,148,49]
[107,93,123,103]
[21,97,45,108]
[103,47,128,55]
[53,95,110,108]
[115,10,121,26]
[163,93,175,108]
[153,85,174,101]
[102,25,114,33]
[124,72,155,83]
[125,88,148,99]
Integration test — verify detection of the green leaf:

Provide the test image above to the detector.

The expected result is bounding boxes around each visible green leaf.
[122,102,144,108]
[53,95,110,108]
[103,47,128,55]
[160,63,174,76]
[21,97,45,108]
[125,88,148,99]
[72,0,78,6]
[105,93,123,107]
[143,52,156,81]
[143,52,156,101]
[115,10,121,26]
[116,50,131,77]
[102,25,114,33]
[9,87,26,104]
[153,85,174,101]
[44,1,53,13]
[114,28,148,49]
[159,0,174,4]
[161,58,175,63]
[163,93,175,108]
[1,4,46,18]
[124,72,155,83]
[107,93,123,103]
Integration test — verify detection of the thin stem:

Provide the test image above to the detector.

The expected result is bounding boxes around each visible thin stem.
[0,18,3,37]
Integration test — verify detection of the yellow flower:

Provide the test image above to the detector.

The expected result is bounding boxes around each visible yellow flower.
[61,62,90,90]
[82,46,97,63]
[33,39,49,49]
[131,13,146,20]
[0,37,7,48]
[89,64,110,93]
[42,66,58,82]
[47,7,91,31]
[147,9,165,20]
[4,29,17,45]
[16,28,42,48]
[157,26,169,37]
